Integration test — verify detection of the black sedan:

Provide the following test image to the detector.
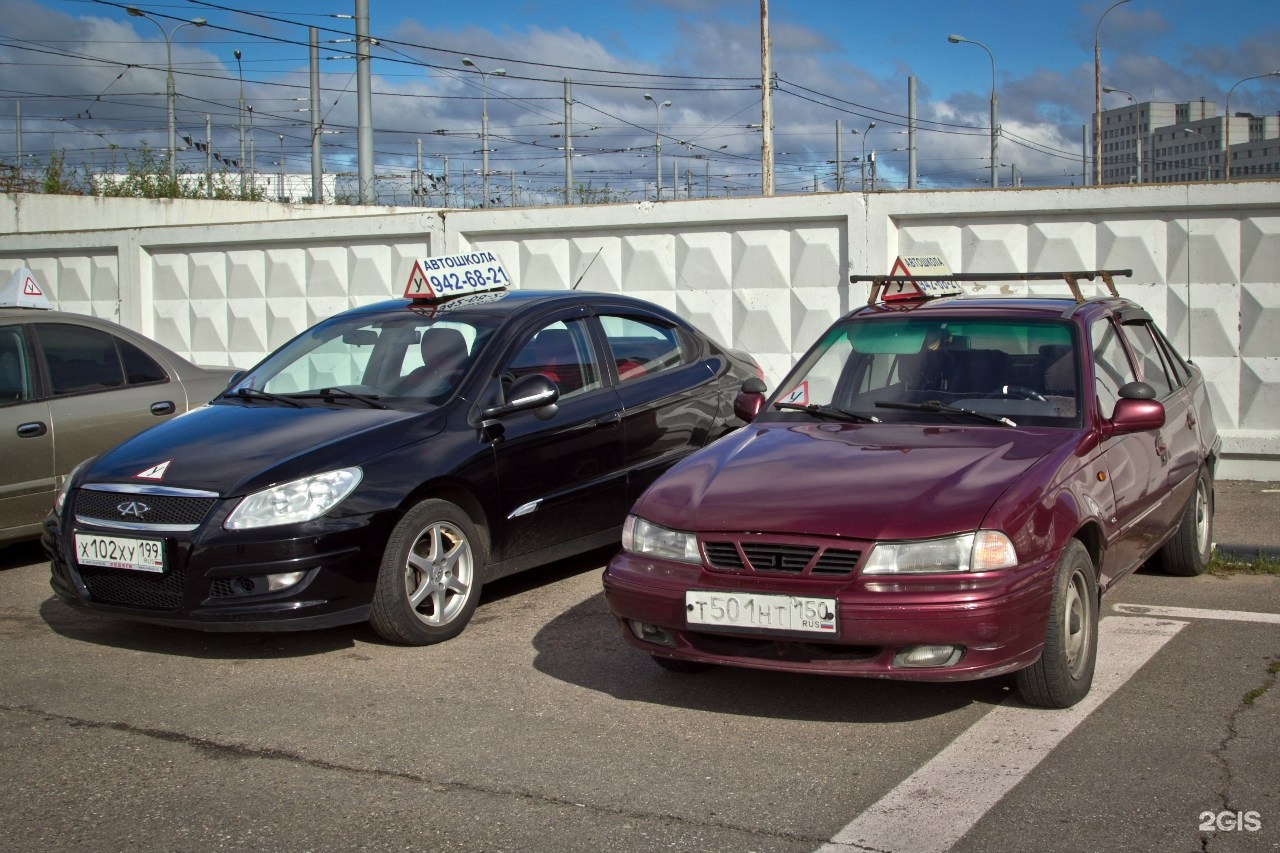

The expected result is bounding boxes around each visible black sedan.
[45,285,761,645]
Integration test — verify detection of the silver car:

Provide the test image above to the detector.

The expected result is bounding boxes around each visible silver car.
[1,276,236,545]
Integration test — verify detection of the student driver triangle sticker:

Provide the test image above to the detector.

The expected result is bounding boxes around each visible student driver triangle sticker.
[23,276,43,297]
[135,461,171,480]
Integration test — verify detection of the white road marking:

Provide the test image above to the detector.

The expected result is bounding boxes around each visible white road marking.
[816,616,1187,853]
[1112,603,1280,624]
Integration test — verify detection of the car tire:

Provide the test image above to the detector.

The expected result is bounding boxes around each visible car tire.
[650,654,711,673]
[370,499,484,646]
[1015,539,1098,709]
[1158,468,1214,577]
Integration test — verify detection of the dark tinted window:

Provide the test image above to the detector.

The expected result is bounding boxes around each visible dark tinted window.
[505,318,601,400]
[0,325,33,403]
[120,338,168,384]
[36,323,126,395]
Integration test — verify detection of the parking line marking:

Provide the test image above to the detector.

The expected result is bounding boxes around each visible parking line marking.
[816,616,1187,853]
[1112,604,1280,624]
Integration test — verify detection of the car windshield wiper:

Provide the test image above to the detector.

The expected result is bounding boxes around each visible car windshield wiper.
[875,399,1016,427]
[306,387,391,410]
[774,402,880,423]
[226,387,306,408]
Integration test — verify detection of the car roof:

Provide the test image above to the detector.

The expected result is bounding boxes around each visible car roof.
[348,288,676,321]
[847,294,1137,322]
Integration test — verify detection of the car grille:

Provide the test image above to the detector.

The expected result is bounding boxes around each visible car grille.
[74,488,218,530]
[78,563,185,610]
[703,538,863,577]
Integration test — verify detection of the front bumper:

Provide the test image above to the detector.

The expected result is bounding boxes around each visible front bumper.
[44,497,393,633]
[602,549,1060,681]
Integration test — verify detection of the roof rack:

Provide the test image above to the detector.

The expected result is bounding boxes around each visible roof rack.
[850,269,1132,305]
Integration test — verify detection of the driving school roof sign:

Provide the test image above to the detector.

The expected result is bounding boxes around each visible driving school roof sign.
[0,267,54,309]
[880,255,964,301]
[404,251,512,301]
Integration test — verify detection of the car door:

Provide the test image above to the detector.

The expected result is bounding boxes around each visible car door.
[592,310,722,505]
[1089,314,1164,584]
[489,312,628,560]
[0,321,55,540]
[1117,314,1200,530]
[34,321,183,481]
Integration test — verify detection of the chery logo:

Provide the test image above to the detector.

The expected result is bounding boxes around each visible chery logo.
[117,501,151,519]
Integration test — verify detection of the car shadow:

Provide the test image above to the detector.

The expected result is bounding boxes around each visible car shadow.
[530,589,1015,724]
[0,539,46,571]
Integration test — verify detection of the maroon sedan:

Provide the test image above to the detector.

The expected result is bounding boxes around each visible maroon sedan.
[603,275,1218,708]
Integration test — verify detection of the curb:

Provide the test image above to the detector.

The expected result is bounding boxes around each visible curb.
[1213,543,1280,562]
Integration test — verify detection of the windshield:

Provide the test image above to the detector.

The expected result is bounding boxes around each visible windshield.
[230,308,498,405]
[770,316,1082,428]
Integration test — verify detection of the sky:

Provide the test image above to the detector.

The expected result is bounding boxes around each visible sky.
[2,0,1278,203]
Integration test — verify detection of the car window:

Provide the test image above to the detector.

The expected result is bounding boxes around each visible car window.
[120,338,168,385]
[597,314,687,383]
[0,325,34,404]
[35,323,126,396]
[773,317,1081,427]
[1120,321,1174,398]
[1090,317,1136,414]
[505,318,601,400]
[1148,322,1190,387]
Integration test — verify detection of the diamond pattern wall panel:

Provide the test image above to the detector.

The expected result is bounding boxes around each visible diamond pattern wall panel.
[1167,216,1239,283]
[1241,217,1280,283]
[569,238,622,293]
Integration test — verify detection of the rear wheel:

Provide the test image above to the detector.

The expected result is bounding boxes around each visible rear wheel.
[1159,468,1213,577]
[1016,539,1098,708]
[370,499,484,646]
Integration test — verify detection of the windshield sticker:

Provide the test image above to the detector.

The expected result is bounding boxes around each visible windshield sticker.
[782,381,809,406]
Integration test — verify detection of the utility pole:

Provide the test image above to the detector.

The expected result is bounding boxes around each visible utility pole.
[564,78,573,205]
[907,77,917,189]
[354,0,374,203]
[309,27,323,203]
[760,0,774,195]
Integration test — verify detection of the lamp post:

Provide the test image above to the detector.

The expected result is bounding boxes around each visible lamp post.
[462,58,506,207]
[1093,0,1132,185]
[851,122,875,190]
[1102,85,1141,182]
[1224,70,1280,180]
[234,49,245,197]
[948,34,998,188]
[644,93,672,200]
[125,7,207,186]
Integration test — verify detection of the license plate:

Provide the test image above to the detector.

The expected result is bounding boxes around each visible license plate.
[685,590,837,635]
[74,533,165,573]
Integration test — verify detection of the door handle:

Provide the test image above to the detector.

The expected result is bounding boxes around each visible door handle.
[150,401,177,416]
[17,421,48,438]
[595,411,622,428]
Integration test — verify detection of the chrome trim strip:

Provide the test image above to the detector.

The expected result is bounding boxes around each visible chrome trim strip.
[507,500,541,520]
[73,516,201,533]
[82,483,220,498]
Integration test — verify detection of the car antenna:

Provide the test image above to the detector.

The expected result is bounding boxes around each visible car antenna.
[572,247,603,290]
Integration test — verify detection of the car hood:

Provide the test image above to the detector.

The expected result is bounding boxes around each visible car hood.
[635,421,1078,541]
[81,401,442,496]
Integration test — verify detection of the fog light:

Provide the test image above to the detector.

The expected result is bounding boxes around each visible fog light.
[893,644,964,668]
[266,571,306,592]
[628,620,675,648]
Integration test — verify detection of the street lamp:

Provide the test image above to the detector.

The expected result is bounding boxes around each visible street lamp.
[850,122,875,190]
[1224,70,1280,180]
[1093,0,1133,185]
[1102,85,1141,182]
[234,49,245,196]
[126,7,207,186]
[644,93,672,200]
[462,58,506,207]
[948,34,998,188]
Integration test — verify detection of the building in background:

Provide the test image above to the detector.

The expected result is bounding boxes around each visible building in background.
[1098,97,1280,184]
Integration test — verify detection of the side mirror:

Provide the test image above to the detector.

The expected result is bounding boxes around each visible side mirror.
[481,373,560,421]
[733,376,768,422]
[1103,382,1165,438]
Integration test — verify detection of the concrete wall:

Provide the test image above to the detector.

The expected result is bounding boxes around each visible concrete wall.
[2,182,1277,478]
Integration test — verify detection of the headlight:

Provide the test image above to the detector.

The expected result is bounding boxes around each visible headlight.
[622,515,700,564]
[862,531,1017,575]
[224,467,362,530]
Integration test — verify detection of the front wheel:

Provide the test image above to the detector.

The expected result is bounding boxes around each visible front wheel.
[1016,539,1099,708]
[370,499,484,646]
[1159,468,1214,577]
